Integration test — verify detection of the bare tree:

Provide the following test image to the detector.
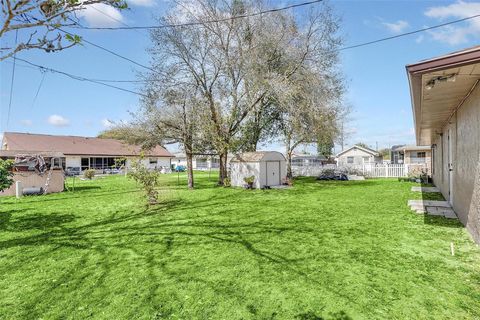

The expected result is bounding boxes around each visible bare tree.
[0,0,127,60]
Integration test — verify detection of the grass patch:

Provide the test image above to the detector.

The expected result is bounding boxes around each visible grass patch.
[1,173,479,319]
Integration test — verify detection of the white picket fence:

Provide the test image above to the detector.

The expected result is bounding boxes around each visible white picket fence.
[292,163,428,178]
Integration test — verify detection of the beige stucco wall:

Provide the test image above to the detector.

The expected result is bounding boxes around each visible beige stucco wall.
[0,170,64,196]
[432,84,480,244]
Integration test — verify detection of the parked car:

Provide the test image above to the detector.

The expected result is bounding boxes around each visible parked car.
[104,168,121,175]
[65,167,81,176]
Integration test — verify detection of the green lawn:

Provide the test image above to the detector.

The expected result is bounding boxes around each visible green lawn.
[1,173,479,319]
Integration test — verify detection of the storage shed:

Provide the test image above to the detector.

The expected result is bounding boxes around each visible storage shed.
[230,151,287,189]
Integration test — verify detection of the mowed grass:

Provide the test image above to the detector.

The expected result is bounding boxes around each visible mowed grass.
[1,173,479,320]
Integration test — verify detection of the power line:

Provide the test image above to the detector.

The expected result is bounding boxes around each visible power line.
[58,26,157,73]
[30,70,47,109]
[5,30,18,131]
[70,0,324,30]
[340,14,480,51]
[15,57,148,97]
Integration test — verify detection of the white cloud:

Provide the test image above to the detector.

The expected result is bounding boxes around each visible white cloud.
[77,3,124,28]
[415,34,424,44]
[48,115,70,127]
[382,20,409,33]
[128,0,156,7]
[20,119,33,126]
[424,1,480,45]
[102,119,115,128]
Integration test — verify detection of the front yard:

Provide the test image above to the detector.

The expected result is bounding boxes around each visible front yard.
[1,173,479,319]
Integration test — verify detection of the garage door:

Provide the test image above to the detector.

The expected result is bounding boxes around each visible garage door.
[266,161,280,186]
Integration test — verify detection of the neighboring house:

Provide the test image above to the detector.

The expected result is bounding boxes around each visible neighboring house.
[291,153,327,167]
[391,145,432,172]
[172,153,236,170]
[406,45,480,243]
[172,153,221,170]
[1,132,174,171]
[336,145,383,166]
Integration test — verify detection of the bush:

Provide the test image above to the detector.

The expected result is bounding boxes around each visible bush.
[0,159,14,192]
[83,169,96,180]
[128,159,160,205]
[223,177,231,187]
[243,175,255,189]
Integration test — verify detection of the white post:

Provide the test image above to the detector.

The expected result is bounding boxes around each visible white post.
[15,181,23,199]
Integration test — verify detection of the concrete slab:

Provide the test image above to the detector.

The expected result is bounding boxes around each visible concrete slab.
[407,200,451,208]
[444,211,458,219]
[411,186,440,193]
[426,206,451,216]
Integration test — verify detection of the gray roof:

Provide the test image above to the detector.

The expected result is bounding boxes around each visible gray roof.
[335,145,380,157]
[230,151,286,162]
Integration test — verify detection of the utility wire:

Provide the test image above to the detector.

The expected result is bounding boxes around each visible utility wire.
[71,0,324,30]
[15,57,148,98]
[5,29,18,131]
[339,14,480,51]
[30,70,47,109]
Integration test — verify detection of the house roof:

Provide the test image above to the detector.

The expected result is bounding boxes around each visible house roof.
[2,132,173,157]
[291,153,326,160]
[335,145,379,158]
[230,151,285,162]
[406,46,480,145]
[0,150,65,158]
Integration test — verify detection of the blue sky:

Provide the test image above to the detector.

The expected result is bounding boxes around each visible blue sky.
[1,0,480,153]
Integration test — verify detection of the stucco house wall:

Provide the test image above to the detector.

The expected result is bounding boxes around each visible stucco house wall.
[432,84,480,243]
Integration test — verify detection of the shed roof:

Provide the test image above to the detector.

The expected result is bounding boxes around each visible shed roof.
[230,151,285,162]
[2,132,173,157]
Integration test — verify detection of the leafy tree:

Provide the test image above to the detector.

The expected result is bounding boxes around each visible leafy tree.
[379,148,391,160]
[147,0,347,185]
[355,142,371,149]
[0,0,127,60]
[0,159,14,192]
[317,136,335,158]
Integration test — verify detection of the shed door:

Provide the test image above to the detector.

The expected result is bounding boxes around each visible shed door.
[266,161,280,186]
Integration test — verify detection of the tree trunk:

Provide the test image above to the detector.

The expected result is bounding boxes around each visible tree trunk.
[286,149,293,179]
[186,151,194,189]
[218,150,228,185]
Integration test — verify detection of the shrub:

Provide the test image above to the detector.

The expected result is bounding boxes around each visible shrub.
[0,159,14,192]
[83,169,96,180]
[223,177,231,187]
[128,159,160,205]
[243,175,255,189]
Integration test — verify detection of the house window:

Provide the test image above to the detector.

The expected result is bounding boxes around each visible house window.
[363,156,370,163]
[411,151,426,163]
[149,158,157,165]
[81,157,89,170]
[347,156,354,164]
